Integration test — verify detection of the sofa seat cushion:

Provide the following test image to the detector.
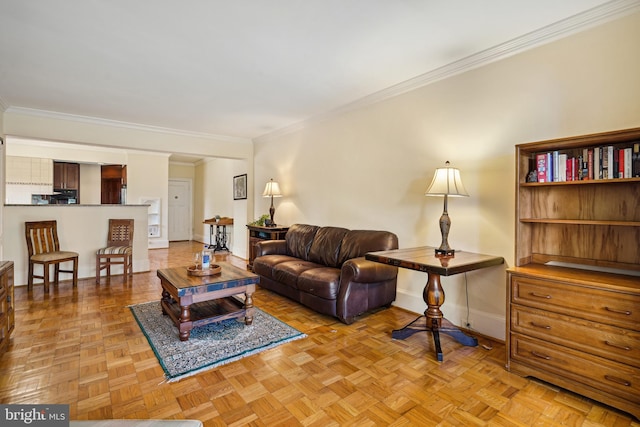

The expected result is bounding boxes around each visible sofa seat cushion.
[273,260,324,289]
[253,254,299,280]
[297,267,341,300]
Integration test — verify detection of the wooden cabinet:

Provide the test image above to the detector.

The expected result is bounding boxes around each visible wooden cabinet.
[0,261,14,358]
[246,225,289,270]
[507,127,640,420]
[6,156,53,185]
[54,161,80,190]
[101,165,127,204]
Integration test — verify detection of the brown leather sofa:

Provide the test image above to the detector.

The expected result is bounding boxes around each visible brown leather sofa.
[252,224,399,324]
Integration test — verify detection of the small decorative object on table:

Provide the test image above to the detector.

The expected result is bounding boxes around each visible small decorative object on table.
[187,264,222,276]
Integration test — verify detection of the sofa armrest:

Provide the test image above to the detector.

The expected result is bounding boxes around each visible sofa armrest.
[337,257,399,324]
[255,240,287,257]
[340,257,398,283]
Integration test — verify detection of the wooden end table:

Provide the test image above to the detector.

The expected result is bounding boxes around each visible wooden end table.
[157,261,259,341]
[366,247,504,361]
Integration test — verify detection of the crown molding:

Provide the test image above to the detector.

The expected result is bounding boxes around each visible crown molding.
[254,0,640,144]
[0,95,8,112]
[5,106,252,144]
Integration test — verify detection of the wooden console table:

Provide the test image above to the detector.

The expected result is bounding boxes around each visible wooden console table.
[203,217,233,252]
[366,247,504,361]
[246,225,289,270]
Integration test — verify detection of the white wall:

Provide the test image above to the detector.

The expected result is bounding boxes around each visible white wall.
[253,12,640,340]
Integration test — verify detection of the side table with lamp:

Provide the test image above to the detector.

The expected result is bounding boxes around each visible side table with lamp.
[246,178,288,270]
[367,161,504,361]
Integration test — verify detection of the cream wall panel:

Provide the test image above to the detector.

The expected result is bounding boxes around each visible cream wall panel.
[4,205,149,286]
[127,152,169,248]
[253,12,640,340]
[193,158,249,258]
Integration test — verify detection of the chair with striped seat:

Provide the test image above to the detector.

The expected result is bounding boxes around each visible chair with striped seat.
[96,219,134,283]
[25,220,79,292]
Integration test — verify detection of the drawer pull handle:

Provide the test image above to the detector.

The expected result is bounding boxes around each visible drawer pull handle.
[529,292,551,299]
[604,375,631,387]
[531,351,551,360]
[604,307,631,316]
[530,322,551,330]
[604,341,631,351]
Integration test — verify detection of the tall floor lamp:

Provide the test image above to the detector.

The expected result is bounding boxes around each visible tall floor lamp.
[262,178,282,226]
[425,161,468,256]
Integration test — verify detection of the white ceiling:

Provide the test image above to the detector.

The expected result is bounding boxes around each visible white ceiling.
[0,0,635,144]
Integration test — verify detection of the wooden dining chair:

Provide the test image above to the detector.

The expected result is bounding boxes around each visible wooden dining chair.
[25,220,79,292]
[96,219,134,283]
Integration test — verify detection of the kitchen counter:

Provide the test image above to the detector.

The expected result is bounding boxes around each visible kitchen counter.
[4,204,151,286]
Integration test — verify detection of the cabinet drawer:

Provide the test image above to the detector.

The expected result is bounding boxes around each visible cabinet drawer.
[510,333,640,404]
[511,275,639,330]
[511,305,640,368]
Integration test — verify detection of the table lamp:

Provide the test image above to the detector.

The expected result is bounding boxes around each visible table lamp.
[425,161,469,256]
[262,178,282,226]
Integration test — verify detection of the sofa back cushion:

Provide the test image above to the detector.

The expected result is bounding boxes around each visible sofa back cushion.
[285,224,320,260]
[338,230,399,265]
[308,226,350,268]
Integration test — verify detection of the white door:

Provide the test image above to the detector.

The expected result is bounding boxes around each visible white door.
[168,179,192,241]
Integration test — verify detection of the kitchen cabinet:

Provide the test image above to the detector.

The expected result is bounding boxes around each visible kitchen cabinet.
[54,162,80,190]
[6,156,53,185]
[101,165,127,204]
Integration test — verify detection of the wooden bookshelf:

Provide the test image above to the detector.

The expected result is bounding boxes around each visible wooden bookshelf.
[507,127,640,420]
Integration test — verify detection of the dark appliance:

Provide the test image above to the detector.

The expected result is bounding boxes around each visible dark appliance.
[51,189,78,204]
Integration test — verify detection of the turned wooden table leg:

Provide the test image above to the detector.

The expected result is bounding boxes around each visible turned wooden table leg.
[423,272,445,361]
[179,303,192,341]
[244,285,255,325]
[161,289,171,315]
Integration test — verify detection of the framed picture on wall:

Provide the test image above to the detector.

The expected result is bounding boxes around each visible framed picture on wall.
[233,174,247,200]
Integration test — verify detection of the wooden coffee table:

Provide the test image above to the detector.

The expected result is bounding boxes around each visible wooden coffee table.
[157,261,259,341]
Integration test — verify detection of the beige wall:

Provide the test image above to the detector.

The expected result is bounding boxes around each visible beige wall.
[253,12,640,339]
[192,158,250,258]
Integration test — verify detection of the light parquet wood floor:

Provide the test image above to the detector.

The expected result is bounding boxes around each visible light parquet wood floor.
[0,241,637,426]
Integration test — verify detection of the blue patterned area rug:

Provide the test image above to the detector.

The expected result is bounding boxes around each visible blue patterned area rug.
[129,301,306,382]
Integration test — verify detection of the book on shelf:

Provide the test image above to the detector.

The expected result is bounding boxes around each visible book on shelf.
[558,153,567,182]
[533,140,640,182]
[624,147,632,178]
[536,153,546,182]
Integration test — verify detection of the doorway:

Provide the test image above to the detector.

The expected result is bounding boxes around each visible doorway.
[168,179,192,241]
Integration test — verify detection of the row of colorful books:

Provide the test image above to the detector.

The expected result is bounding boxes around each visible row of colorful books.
[535,143,640,182]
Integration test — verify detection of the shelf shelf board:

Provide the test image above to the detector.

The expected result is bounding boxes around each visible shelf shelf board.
[520,218,640,226]
[520,177,640,187]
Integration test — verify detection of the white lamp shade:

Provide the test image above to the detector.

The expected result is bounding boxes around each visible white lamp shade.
[262,179,282,197]
[425,162,469,197]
